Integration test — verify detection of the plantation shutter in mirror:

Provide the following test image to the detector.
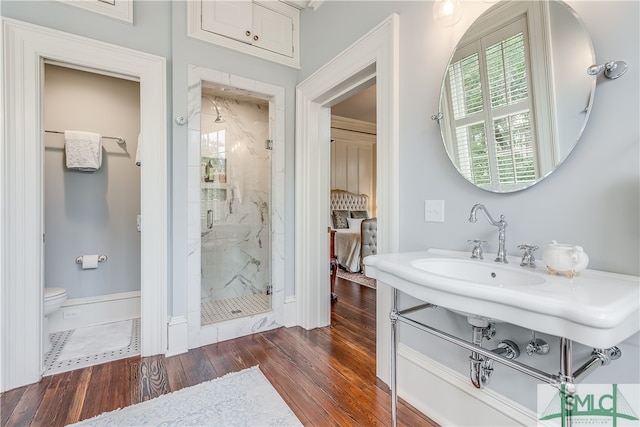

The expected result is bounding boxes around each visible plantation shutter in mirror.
[444,17,538,191]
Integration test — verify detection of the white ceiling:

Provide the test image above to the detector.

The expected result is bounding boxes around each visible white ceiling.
[331,84,377,124]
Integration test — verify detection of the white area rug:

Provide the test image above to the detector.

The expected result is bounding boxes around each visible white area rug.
[68,366,302,427]
[57,320,132,362]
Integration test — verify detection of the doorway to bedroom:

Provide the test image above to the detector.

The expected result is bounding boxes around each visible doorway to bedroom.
[329,82,378,304]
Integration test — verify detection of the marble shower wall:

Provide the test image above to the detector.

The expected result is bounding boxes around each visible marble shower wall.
[200,97,271,303]
[186,65,285,348]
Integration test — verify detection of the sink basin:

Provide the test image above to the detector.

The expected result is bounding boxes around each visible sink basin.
[410,258,545,325]
[411,258,546,287]
[363,249,640,348]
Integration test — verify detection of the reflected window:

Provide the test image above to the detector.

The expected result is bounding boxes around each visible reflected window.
[202,129,226,159]
[445,17,538,189]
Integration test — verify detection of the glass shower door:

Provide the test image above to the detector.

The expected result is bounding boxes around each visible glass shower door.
[200,95,271,325]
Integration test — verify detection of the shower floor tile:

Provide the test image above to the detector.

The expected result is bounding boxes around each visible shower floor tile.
[44,318,140,376]
[201,294,271,325]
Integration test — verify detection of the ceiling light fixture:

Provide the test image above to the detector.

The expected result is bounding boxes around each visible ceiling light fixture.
[433,0,462,27]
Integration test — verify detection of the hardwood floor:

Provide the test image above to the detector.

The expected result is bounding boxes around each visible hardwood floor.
[1,278,438,426]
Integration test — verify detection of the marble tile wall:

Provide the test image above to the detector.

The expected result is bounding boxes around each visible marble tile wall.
[186,65,286,348]
[200,97,271,302]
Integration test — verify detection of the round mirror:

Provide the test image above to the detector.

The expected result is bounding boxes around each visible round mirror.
[438,0,595,193]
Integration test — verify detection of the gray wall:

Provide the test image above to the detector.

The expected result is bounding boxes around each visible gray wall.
[300,0,639,412]
[43,64,141,299]
[301,1,638,276]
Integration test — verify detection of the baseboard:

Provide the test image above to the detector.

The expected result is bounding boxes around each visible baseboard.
[283,295,297,327]
[397,343,540,427]
[48,291,140,333]
[166,315,188,357]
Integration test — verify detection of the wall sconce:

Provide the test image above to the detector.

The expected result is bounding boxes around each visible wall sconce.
[433,0,462,27]
[587,60,628,80]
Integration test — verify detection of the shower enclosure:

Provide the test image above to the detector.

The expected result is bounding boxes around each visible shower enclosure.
[200,94,271,325]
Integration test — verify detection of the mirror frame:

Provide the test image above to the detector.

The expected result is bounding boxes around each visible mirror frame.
[437,0,596,193]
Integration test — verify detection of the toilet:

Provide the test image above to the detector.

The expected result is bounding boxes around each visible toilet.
[44,287,67,353]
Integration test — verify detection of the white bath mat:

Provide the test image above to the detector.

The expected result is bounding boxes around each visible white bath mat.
[57,320,133,362]
[68,366,302,427]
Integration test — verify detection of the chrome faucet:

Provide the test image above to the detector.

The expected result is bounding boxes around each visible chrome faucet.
[468,204,508,263]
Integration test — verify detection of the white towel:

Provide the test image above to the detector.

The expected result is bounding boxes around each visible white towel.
[135,133,142,166]
[64,130,102,171]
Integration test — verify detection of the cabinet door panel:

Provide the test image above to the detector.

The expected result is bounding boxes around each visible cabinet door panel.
[201,0,252,43]
[252,3,293,57]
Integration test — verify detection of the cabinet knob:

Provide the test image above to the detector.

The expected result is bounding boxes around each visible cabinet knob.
[253,35,259,41]
[245,30,251,37]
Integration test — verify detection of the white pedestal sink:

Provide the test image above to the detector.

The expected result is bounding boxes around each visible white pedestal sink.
[364,248,639,348]
[366,248,639,427]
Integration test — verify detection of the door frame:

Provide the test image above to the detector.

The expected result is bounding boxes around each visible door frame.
[185,65,287,348]
[294,14,399,383]
[1,18,168,391]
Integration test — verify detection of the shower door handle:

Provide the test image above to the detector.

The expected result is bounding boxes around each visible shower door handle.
[207,209,213,229]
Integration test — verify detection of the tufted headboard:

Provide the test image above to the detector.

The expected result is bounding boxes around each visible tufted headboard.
[330,189,377,272]
[330,189,369,213]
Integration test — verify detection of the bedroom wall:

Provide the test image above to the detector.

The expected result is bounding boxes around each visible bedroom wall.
[330,116,377,216]
[300,0,639,416]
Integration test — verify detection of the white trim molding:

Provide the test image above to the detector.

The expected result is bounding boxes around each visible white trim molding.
[398,343,542,427]
[167,316,189,357]
[55,0,133,24]
[48,291,141,333]
[294,14,399,385]
[1,18,167,392]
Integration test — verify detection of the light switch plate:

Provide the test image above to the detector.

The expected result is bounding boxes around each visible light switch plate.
[425,200,445,222]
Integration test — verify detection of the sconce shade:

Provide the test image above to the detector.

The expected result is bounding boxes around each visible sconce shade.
[433,0,462,27]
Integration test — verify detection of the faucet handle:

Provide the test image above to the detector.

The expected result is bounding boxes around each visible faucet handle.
[518,244,538,268]
[468,239,487,260]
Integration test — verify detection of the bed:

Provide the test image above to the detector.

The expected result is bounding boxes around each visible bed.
[330,189,377,273]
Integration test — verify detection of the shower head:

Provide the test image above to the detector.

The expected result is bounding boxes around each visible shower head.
[203,96,225,123]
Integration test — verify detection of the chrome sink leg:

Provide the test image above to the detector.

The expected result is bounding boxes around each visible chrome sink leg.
[390,288,399,427]
[560,338,575,427]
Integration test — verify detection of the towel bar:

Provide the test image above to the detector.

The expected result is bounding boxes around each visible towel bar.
[45,130,125,145]
[75,255,108,264]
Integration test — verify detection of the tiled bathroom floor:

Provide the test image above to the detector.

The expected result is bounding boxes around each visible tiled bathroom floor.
[44,318,140,376]
[44,297,270,375]
[201,294,271,325]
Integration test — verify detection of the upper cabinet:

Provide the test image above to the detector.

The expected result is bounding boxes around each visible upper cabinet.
[189,1,301,69]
